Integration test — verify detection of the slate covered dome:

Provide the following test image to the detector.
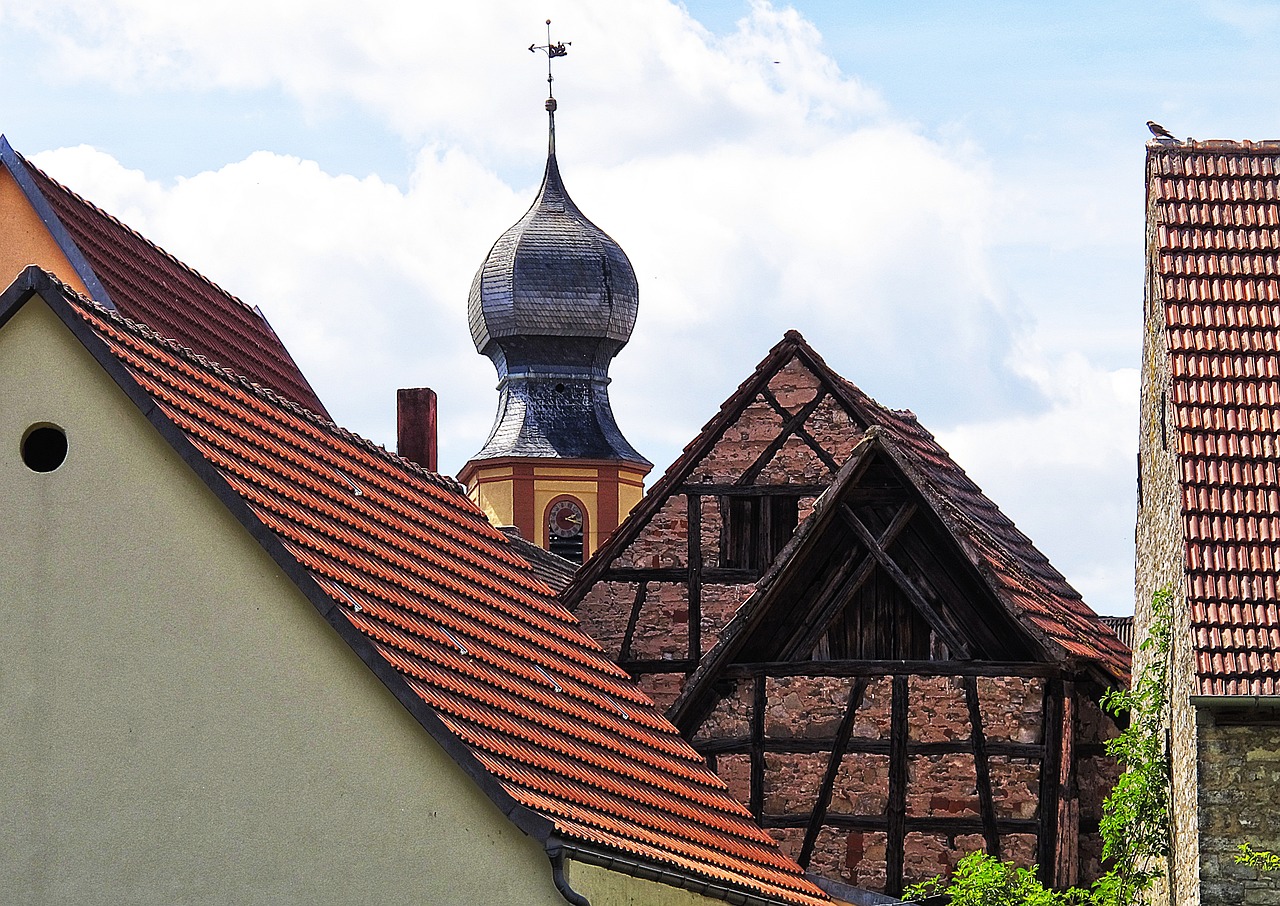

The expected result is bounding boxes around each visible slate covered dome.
[466,110,648,466]
[467,151,639,374]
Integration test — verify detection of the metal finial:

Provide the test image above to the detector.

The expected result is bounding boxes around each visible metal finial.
[529,19,570,155]
[529,18,570,103]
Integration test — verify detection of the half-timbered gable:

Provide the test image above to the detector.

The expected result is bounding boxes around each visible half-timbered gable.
[564,333,871,708]
[563,331,1130,897]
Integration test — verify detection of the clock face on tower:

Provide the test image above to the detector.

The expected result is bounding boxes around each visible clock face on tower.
[548,499,584,538]
[547,498,586,564]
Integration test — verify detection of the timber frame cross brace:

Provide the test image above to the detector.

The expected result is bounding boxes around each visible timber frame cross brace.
[780,500,917,660]
[738,387,842,485]
[838,503,971,658]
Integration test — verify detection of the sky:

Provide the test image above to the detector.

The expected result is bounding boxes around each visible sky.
[2,0,1277,615]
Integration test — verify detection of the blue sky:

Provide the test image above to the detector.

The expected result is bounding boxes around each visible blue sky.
[3,0,1274,615]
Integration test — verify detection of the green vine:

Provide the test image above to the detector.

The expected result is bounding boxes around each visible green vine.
[1235,843,1280,874]
[904,588,1174,906]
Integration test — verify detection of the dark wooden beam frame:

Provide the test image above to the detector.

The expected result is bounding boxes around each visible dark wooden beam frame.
[696,736,1044,759]
[617,580,648,662]
[721,660,1062,680]
[739,389,832,485]
[687,493,702,662]
[602,567,757,584]
[798,678,869,867]
[759,387,841,473]
[762,814,1041,835]
[780,502,917,661]
[750,672,767,820]
[1037,677,1065,887]
[964,675,1000,858]
[678,483,829,497]
[886,675,909,897]
[839,503,970,657]
[1057,680,1079,888]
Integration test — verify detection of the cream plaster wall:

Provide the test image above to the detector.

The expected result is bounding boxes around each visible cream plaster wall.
[0,297,569,905]
[569,861,747,906]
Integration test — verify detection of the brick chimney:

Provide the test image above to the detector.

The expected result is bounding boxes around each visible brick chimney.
[397,387,437,472]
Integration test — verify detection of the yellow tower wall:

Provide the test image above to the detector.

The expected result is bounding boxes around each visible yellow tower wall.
[461,456,648,559]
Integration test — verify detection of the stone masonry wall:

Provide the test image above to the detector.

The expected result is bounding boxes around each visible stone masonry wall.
[1136,202,1201,906]
[690,672,1089,891]
[1195,711,1280,905]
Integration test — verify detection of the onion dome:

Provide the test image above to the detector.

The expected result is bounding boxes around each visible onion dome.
[466,100,649,467]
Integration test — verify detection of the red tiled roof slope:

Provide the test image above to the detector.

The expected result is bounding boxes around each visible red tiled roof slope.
[1149,140,1280,696]
[858,380,1131,680]
[56,284,827,906]
[22,154,328,417]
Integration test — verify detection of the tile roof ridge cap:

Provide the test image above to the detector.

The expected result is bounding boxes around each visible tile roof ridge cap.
[27,265,102,311]
[1159,139,1280,153]
[80,292,465,495]
[21,152,270,324]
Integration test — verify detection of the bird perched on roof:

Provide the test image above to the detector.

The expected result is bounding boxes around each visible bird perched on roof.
[1147,120,1178,141]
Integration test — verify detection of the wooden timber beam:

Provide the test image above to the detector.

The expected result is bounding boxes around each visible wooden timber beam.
[679,483,829,497]
[696,736,1044,759]
[618,580,648,662]
[687,493,702,663]
[839,503,971,657]
[798,678,869,867]
[721,661,1062,680]
[602,567,757,583]
[842,487,911,506]
[886,676,910,897]
[781,502,918,661]
[1037,677,1065,887]
[1057,680,1079,888]
[750,673,767,820]
[964,675,1000,858]
[762,814,1040,835]
[779,551,875,661]
[760,387,841,474]
[738,389,832,486]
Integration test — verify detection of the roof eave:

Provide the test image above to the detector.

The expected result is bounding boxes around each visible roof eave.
[0,266,558,848]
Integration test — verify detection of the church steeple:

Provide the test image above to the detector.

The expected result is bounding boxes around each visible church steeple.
[459,26,651,563]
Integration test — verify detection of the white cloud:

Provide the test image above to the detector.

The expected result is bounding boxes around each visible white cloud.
[4,0,883,167]
[937,349,1139,613]
[16,0,1139,613]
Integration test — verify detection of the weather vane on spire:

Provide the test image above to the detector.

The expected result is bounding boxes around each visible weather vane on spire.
[529,19,570,107]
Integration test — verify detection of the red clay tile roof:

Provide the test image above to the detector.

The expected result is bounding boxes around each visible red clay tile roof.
[1148,140,1280,696]
[15,270,827,906]
[567,332,1130,683]
[10,146,328,417]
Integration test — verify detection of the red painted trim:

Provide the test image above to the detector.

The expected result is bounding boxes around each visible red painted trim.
[597,464,621,536]
[513,462,536,542]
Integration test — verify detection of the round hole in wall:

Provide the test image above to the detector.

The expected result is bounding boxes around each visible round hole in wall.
[21,424,68,473]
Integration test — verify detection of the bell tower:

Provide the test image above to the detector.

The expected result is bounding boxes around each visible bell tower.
[458,25,651,563]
